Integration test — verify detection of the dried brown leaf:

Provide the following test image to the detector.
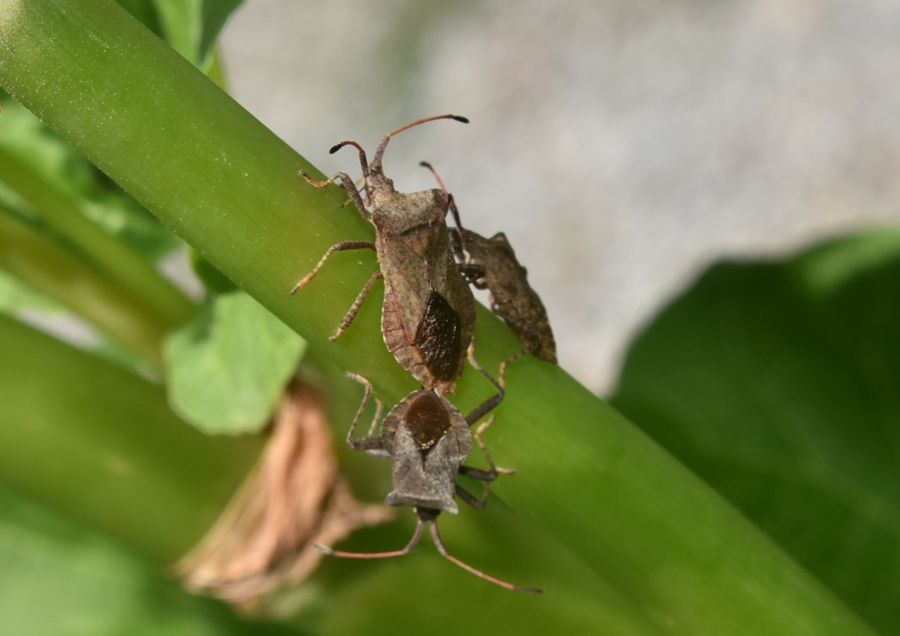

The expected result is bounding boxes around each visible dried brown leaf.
[175,380,392,604]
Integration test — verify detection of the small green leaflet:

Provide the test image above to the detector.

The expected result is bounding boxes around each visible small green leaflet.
[165,290,306,435]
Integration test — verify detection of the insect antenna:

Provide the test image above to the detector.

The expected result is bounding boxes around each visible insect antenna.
[372,114,469,171]
[329,140,370,177]
[418,160,448,191]
[314,518,426,559]
[429,521,542,594]
[420,160,466,238]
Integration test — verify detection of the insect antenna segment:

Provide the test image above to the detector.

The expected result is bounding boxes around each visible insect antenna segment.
[314,513,542,594]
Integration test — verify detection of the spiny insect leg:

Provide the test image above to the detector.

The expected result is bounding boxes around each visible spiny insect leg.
[344,373,384,452]
[330,271,384,341]
[291,241,375,294]
[464,341,504,427]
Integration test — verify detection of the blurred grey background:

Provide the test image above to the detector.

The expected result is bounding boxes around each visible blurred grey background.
[219,0,900,394]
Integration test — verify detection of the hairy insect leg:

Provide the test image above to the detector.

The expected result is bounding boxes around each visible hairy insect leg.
[290,241,376,294]
[330,271,384,341]
[464,341,505,427]
[472,416,516,478]
[454,481,490,509]
[300,166,370,220]
[338,173,371,209]
[344,373,385,452]
[497,350,526,387]
[429,521,542,594]
[315,518,426,560]
[456,416,515,508]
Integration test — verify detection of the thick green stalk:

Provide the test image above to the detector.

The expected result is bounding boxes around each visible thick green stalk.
[0,207,166,370]
[0,2,877,634]
[0,145,194,327]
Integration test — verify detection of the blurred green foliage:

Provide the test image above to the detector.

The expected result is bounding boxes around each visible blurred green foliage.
[0,0,891,635]
[612,229,900,635]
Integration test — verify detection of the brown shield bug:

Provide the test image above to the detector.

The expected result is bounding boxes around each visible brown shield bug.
[292,115,476,395]
[316,362,541,594]
[420,162,558,365]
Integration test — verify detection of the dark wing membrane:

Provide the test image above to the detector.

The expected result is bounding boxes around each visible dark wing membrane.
[414,290,462,382]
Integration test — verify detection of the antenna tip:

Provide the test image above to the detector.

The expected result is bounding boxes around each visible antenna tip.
[451,115,469,124]
[328,142,345,154]
[419,161,433,169]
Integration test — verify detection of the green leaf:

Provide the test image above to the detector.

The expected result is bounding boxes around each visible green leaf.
[0,205,172,371]
[0,484,299,636]
[0,266,65,315]
[115,0,164,36]
[611,228,900,636]
[165,289,306,434]
[190,247,238,294]
[151,0,244,66]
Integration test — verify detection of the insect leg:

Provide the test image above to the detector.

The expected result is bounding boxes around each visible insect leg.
[429,521,542,594]
[456,416,516,507]
[457,261,487,286]
[464,341,505,427]
[454,481,490,509]
[471,415,516,478]
[315,518,426,559]
[344,373,385,452]
[300,167,370,221]
[330,271,384,341]
[338,174,370,209]
[291,241,376,294]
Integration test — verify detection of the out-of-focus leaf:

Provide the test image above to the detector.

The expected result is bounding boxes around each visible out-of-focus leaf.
[191,248,238,294]
[0,311,264,563]
[0,267,64,315]
[165,290,306,434]
[0,484,303,636]
[0,206,171,370]
[151,0,244,66]
[115,0,164,36]
[611,228,900,636]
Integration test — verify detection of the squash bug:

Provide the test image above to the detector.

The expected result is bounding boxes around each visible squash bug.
[420,162,558,364]
[316,356,541,594]
[292,115,476,395]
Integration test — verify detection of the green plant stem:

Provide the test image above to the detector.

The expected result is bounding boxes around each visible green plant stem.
[0,206,167,370]
[0,2,877,635]
[0,312,263,563]
[0,144,194,327]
